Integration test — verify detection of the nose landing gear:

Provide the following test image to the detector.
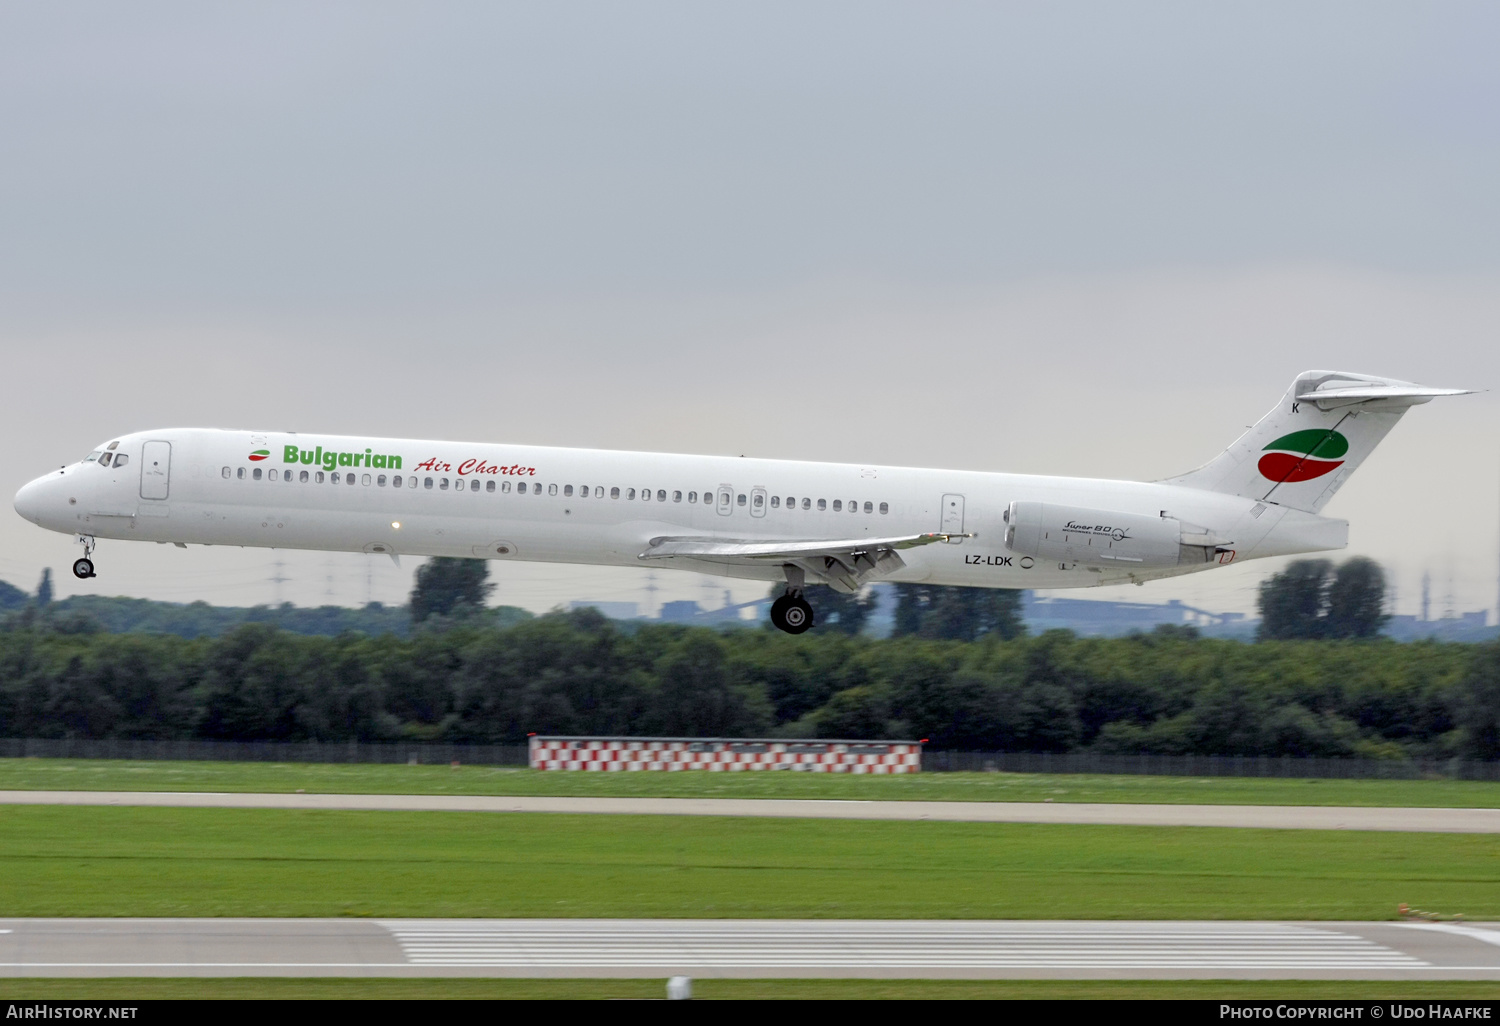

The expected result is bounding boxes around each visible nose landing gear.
[73,535,97,579]
[769,564,815,635]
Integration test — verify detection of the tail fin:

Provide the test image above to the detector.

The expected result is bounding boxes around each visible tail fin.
[1166,370,1472,513]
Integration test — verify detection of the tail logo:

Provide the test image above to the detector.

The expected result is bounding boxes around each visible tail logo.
[1257,430,1348,482]
[248,450,271,462]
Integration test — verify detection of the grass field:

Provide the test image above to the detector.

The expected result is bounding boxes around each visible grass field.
[3,758,1499,808]
[0,979,1497,1000]
[2,805,1495,919]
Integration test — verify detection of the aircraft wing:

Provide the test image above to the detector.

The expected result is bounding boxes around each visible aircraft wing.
[638,531,969,593]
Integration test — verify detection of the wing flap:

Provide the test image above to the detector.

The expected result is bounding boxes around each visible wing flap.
[639,531,970,592]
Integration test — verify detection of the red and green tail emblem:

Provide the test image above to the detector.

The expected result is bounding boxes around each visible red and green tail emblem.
[1257,430,1347,482]
[248,450,271,462]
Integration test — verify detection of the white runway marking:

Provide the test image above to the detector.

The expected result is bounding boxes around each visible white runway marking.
[383,920,1428,969]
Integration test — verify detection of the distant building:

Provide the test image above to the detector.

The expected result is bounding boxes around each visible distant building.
[1023,593,1250,638]
[1384,612,1495,642]
[568,601,639,620]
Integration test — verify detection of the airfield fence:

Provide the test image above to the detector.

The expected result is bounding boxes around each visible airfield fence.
[2,737,1500,779]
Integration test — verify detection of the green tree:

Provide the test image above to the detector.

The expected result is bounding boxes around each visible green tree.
[1258,558,1388,640]
[1324,557,1389,639]
[410,557,493,624]
[1258,560,1333,639]
[1452,640,1500,760]
[891,585,1025,642]
[35,569,52,609]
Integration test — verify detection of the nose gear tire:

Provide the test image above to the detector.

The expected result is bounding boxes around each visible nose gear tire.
[72,558,95,580]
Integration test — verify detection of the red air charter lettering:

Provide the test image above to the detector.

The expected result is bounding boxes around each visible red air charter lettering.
[419,456,537,477]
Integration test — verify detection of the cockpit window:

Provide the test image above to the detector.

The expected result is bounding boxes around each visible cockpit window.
[106,441,119,450]
[99,453,113,467]
[84,451,101,463]
[114,454,128,467]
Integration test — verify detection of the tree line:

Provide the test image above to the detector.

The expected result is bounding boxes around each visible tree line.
[2,603,1497,759]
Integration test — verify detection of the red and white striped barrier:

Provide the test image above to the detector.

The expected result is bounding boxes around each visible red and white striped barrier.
[528,736,922,773]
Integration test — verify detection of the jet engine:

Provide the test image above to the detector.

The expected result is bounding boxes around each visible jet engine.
[1004,501,1228,568]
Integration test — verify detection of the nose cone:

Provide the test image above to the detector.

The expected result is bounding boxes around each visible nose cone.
[14,476,50,524]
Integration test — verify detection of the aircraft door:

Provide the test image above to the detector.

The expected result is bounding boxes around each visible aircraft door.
[940,493,964,543]
[750,487,767,518]
[717,485,733,516]
[140,441,171,500]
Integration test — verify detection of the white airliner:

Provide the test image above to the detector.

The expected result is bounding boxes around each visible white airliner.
[12,370,1471,633]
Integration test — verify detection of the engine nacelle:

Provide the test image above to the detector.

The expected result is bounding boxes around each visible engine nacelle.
[1004,501,1212,568]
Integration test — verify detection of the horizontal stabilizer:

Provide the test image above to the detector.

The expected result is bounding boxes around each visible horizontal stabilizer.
[1295,383,1475,410]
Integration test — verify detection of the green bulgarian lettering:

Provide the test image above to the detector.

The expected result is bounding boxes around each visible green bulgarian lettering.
[338,452,352,467]
[322,450,337,472]
[389,455,402,470]
[284,445,300,463]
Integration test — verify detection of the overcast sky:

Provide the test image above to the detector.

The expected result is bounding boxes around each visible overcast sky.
[2,2,1497,620]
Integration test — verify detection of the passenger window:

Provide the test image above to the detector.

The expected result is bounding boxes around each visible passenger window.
[99,453,113,467]
[658,489,667,502]
[864,501,873,513]
[268,469,278,481]
[548,483,558,496]
[342,473,351,485]
[221,467,231,479]
[673,490,682,502]
[771,496,780,508]
[424,477,434,489]
[440,478,449,490]
[502,481,511,493]
[612,487,621,499]
[486,480,495,493]
[737,493,746,506]
[517,482,527,494]
[832,500,841,511]
[392,475,402,488]
[564,485,574,497]
[301,471,309,483]
[753,493,763,508]
[879,502,888,514]
[817,499,826,511]
[594,486,604,498]
[236,467,245,480]
[253,468,263,481]
[799,497,808,510]
[361,474,370,485]
[378,475,387,487]
[688,491,696,503]
[316,471,325,483]
[642,487,652,501]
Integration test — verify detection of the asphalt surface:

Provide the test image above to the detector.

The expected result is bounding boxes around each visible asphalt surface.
[2,919,1499,978]
[2,790,1498,832]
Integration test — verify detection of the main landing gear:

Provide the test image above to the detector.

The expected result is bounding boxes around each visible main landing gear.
[769,564,814,635]
[73,536,97,579]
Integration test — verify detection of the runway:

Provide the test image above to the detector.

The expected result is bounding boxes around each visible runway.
[2,919,1499,978]
[3,790,1499,832]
